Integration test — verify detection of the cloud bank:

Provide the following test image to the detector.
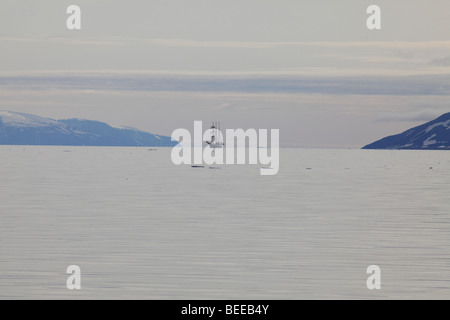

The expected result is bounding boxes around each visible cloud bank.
[2,73,450,97]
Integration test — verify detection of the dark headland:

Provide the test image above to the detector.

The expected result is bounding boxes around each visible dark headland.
[363,112,450,150]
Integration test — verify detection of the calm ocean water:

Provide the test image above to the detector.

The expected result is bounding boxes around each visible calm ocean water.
[1,146,450,299]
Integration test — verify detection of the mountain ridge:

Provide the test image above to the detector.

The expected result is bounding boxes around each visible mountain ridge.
[363,112,450,150]
[0,111,176,147]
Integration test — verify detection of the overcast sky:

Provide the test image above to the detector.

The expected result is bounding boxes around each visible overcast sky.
[1,0,450,147]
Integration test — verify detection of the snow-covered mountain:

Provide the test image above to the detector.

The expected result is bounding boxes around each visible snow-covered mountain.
[363,112,450,150]
[0,111,177,147]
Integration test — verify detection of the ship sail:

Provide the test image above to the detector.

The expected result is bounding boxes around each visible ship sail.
[206,121,224,148]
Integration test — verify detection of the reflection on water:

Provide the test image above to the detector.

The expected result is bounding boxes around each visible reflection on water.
[1,146,450,299]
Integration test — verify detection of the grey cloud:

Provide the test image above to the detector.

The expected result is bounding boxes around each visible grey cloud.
[430,56,450,66]
[394,51,414,59]
[375,110,443,123]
